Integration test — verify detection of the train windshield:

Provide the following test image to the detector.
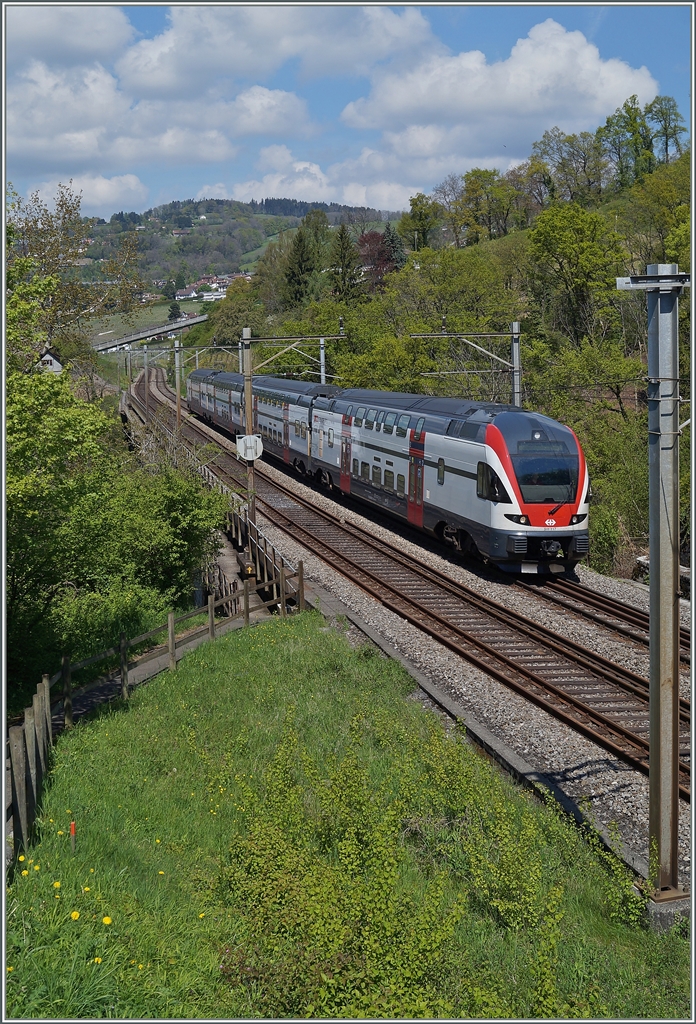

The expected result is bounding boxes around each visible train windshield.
[494,412,579,504]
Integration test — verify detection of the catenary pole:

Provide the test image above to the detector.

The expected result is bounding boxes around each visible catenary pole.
[144,345,149,421]
[616,264,690,897]
[511,322,521,407]
[175,336,181,428]
[242,328,256,525]
[320,337,326,385]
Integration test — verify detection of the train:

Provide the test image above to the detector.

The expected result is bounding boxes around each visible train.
[186,368,590,574]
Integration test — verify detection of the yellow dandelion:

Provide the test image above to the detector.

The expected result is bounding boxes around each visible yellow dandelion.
[102,916,112,925]
[138,964,144,970]
[66,809,71,814]
[199,913,205,918]
[55,894,60,899]
[53,881,61,889]
[18,855,25,862]
[155,839,160,844]
[7,966,13,972]
[58,830,64,836]
[21,870,28,877]
[33,865,40,871]
[158,871,164,875]
[90,868,94,873]
[70,911,80,920]
[130,960,136,964]
[84,886,90,892]
[94,957,102,964]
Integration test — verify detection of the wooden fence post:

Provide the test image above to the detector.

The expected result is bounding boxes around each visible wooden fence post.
[62,655,73,729]
[120,633,129,699]
[208,594,215,639]
[298,560,305,612]
[9,725,29,853]
[23,707,38,827]
[41,673,52,748]
[168,613,176,672]
[279,566,287,618]
[243,579,250,627]
[32,691,46,776]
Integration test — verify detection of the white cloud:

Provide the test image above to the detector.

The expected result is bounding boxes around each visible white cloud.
[5,5,135,70]
[196,182,232,200]
[116,5,438,97]
[33,173,148,214]
[343,19,658,153]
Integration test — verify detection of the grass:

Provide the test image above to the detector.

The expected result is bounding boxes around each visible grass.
[5,613,690,1018]
[88,302,172,344]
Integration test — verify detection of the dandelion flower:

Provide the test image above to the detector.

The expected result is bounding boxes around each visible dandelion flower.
[71,911,80,920]
[53,881,61,889]
[94,957,102,964]
[155,839,160,844]
[6,966,13,972]
[199,913,205,918]
[21,870,28,877]
[58,830,64,836]
[158,871,164,875]
[90,868,94,873]
[138,964,144,970]
[55,894,60,899]
[18,856,25,862]
[130,960,136,965]
[33,865,40,871]
[102,916,112,925]
[84,887,90,892]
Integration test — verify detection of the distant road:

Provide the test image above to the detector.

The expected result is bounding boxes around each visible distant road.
[92,314,209,352]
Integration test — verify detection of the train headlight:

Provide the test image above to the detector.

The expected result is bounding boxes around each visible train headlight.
[504,514,528,525]
[570,514,587,524]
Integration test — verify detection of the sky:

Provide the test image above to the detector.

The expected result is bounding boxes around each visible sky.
[4,3,692,218]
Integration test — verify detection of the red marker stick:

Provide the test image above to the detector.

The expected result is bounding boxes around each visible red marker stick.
[70,820,76,855]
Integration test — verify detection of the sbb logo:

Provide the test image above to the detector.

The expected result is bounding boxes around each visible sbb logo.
[545,518,557,526]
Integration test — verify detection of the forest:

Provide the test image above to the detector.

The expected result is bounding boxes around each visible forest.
[183,94,691,577]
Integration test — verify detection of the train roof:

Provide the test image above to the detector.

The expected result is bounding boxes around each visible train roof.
[191,368,340,398]
[324,388,518,418]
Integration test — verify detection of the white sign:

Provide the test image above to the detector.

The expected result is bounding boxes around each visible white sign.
[545,518,556,526]
[237,434,263,461]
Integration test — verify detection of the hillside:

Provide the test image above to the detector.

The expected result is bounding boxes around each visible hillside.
[83,198,400,286]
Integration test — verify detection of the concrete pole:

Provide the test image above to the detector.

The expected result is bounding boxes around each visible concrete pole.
[511,322,521,407]
[243,328,256,526]
[320,337,326,385]
[175,337,181,429]
[144,345,149,421]
[647,264,682,894]
[238,340,243,373]
[195,349,199,370]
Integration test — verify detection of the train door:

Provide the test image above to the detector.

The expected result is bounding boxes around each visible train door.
[283,403,290,463]
[253,394,258,433]
[339,407,353,493]
[407,427,425,527]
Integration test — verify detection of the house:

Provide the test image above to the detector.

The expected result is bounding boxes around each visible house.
[202,291,225,301]
[175,286,198,300]
[171,228,191,236]
[35,348,63,374]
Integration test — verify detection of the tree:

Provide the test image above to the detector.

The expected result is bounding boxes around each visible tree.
[168,301,181,321]
[382,222,407,270]
[284,228,316,306]
[162,280,176,300]
[328,224,363,302]
[531,128,609,205]
[358,231,392,292]
[6,182,143,368]
[396,194,443,250]
[456,169,520,243]
[599,95,655,190]
[645,95,687,164]
[431,173,466,247]
[254,231,295,312]
[175,269,186,290]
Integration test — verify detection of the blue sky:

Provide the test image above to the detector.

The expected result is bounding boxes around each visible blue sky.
[5,3,692,217]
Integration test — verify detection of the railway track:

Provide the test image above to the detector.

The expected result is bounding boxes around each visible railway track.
[131,372,691,800]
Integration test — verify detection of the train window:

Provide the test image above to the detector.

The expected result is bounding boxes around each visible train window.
[384,470,394,491]
[396,414,411,438]
[361,462,370,480]
[375,411,385,432]
[328,428,334,447]
[396,473,405,496]
[355,407,366,427]
[372,465,381,486]
[383,412,397,434]
[301,422,307,439]
[295,420,300,436]
[352,458,359,476]
[414,417,425,441]
[477,462,512,503]
[437,458,445,485]
[344,405,353,420]
[365,408,377,429]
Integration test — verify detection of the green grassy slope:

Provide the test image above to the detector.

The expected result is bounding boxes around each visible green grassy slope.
[6,614,689,1019]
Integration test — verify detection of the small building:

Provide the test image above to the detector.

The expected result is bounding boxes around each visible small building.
[36,348,63,373]
[175,286,198,300]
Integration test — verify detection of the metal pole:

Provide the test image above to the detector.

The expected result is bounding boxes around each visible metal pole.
[144,345,149,421]
[647,263,681,894]
[195,349,199,369]
[511,321,521,407]
[243,328,256,525]
[127,349,132,383]
[175,337,181,429]
[238,340,243,373]
[320,337,326,385]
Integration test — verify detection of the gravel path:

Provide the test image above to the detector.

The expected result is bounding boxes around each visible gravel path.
[250,458,691,887]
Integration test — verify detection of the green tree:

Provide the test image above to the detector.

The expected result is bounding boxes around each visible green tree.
[284,227,316,306]
[162,280,176,300]
[531,128,609,205]
[168,301,181,321]
[6,182,143,367]
[175,269,186,290]
[382,221,407,270]
[644,95,687,164]
[456,169,520,243]
[328,224,363,303]
[396,193,443,250]
[254,231,295,312]
[599,95,655,190]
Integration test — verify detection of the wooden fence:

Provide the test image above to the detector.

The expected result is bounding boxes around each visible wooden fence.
[7,513,304,858]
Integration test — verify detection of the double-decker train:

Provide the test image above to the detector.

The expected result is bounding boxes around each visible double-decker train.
[187,368,590,574]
